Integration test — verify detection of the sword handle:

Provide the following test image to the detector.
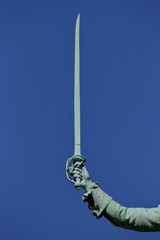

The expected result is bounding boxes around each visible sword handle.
[66,155,86,190]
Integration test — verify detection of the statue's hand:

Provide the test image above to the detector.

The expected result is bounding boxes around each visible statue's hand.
[72,164,92,191]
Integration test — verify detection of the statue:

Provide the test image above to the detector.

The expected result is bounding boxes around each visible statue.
[66,14,160,232]
[67,158,160,232]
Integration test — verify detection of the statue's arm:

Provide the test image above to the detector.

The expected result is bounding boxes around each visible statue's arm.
[71,164,160,232]
[85,185,160,232]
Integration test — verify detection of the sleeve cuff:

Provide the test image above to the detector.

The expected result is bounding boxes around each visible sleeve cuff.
[82,182,112,219]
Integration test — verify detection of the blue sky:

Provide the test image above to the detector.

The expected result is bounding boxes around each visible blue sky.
[0,0,160,239]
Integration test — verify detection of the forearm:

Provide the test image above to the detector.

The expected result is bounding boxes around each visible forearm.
[83,185,160,232]
[104,199,160,232]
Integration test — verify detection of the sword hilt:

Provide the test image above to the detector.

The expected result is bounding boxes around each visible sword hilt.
[66,155,86,190]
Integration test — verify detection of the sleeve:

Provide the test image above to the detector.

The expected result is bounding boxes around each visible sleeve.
[83,184,160,232]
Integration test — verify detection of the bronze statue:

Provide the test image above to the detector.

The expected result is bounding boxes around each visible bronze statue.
[66,14,160,232]
[68,156,160,232]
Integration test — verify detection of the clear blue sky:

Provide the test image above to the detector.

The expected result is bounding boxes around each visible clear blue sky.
[0,0,160,239]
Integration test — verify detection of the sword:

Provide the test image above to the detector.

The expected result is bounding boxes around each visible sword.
[74,13,81,156]
[66,14,86,190]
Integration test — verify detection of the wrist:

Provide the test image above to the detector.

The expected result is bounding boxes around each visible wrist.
[84,180,93,192]
[82,184,112,219]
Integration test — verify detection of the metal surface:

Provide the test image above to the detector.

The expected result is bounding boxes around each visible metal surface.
[65,14,160,233]
[66,14,84,190]
[74,13,81,156]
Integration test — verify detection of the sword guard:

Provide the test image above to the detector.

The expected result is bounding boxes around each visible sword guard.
[66,155,86,190]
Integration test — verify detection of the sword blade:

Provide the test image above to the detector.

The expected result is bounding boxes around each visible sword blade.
[74,14,81,155]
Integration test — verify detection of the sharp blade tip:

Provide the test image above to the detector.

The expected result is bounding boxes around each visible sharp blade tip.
[77,13,80,21]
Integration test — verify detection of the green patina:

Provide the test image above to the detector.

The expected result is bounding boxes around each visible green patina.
[66,14,160,233]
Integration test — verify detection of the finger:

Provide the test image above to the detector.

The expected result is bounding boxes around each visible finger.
[74,162,83,168]
[73,174,82,180]
[74,167,82,172]
[72,170,82,175]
